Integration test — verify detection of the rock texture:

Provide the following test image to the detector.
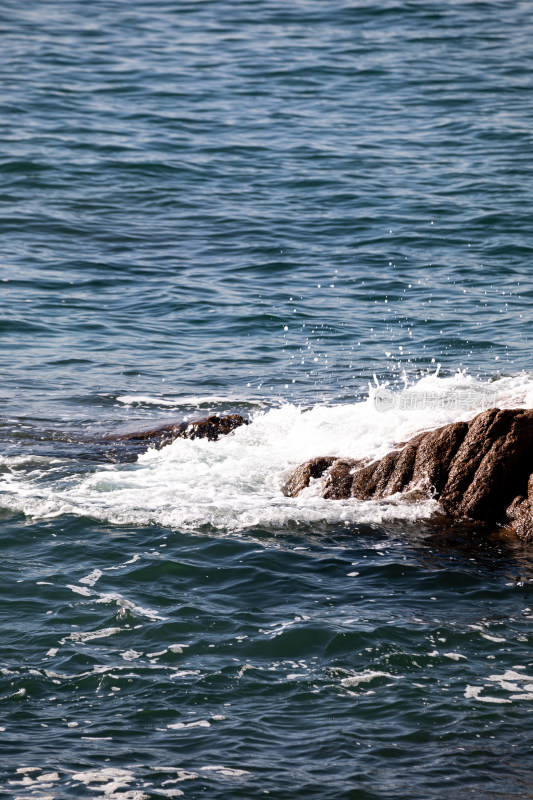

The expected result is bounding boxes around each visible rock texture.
[100,414,248,461]
[106,413,247,446]
[283,408,533,542]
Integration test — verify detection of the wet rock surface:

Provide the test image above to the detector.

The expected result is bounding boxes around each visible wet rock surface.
[105,413,247,445]
[282,456,338,498]
[98,414,248,461]
[284,408,533,542]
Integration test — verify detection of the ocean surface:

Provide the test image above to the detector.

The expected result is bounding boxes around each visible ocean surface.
[1,1,533,797]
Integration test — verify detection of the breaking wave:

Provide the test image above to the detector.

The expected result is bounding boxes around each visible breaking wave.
[2,370,533,531]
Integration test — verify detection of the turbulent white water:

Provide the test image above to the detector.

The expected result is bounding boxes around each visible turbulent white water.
[3,371,533,531]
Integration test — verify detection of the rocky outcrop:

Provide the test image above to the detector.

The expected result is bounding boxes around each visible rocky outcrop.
[283,408,533,542]
[99,414,248,461]
[106,413,247,447]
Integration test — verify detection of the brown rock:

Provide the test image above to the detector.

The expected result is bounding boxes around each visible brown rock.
[103,414,248,451]
[285,408,533,542]
[350,452,398,500]
[181,414,248,442]
[410,421,468,495]
[440,409,533,522]
[323,458,362,499]
[282,456,337,497]
[506,474,533,542]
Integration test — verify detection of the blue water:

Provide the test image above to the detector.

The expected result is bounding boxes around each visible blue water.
[2,1,533,797]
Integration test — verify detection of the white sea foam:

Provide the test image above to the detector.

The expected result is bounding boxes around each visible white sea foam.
[340,670,400,687]
[200,765,250,778]
[167,719,210,729]
[3,371,533,531]
[481,633,506,643]
[67,584,93,597]
[465,668,533,704]
[116,394,252,407]
[79,569,102,586]
[66,626,121,644]
[70,767,148,799]
[63,582,165,622]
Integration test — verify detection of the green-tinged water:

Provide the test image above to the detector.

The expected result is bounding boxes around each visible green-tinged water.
[3,516,533,799]
[1,1,533,797]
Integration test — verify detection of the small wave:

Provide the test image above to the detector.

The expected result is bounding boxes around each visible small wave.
[2,370,533,531]
[116,394,258,408]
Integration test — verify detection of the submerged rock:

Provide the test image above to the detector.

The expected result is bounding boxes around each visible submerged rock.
[284,408,533,542]
[100,414,248,461]
[106,413,247,446]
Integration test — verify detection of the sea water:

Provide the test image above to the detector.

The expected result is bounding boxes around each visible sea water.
[1,2,533,798]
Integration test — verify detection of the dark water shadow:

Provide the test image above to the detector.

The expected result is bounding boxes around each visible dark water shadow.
[0,413,245,463]
[302,515,533,579]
